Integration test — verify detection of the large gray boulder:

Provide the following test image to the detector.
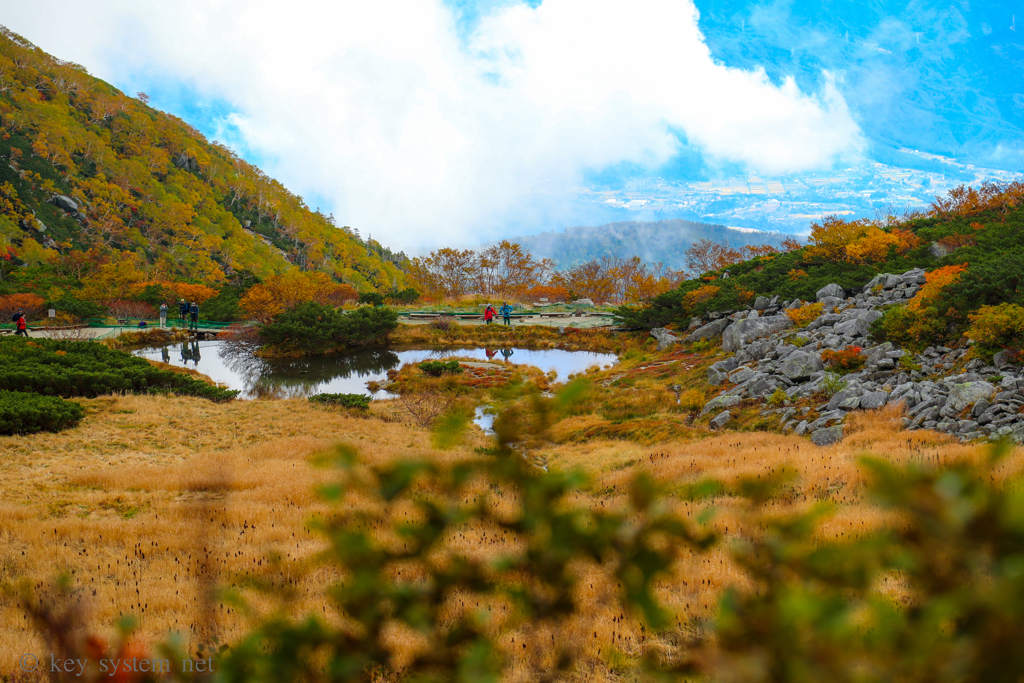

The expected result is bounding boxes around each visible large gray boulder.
[816,283,845,300]
[650,328,680,351]
[833,318,870,338]
[707,358,739,385]
[700,394,741,417]
[811,425,845,446]
[753,296,770,310]
[722,315,792,352]
[684,318,731,344]
[710,410,733,430]
[51,194,79,214]
[859,391,889,410]
[729,367,756,384]
[945,381,996,413]
[780,350,824,381]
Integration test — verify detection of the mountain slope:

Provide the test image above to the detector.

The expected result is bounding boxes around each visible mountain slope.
[510,219,794,270]
[0,27,405,290]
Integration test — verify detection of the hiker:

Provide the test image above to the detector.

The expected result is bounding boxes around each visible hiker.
[159,302,168,328]
[178,299,188,324]
[499,301,513,326]
[483,303,495,325]
[14,311,27,337]
[500,347,514,361]
[189,301,199,329]
[137,320,148,328]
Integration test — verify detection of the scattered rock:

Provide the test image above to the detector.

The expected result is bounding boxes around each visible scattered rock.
[945,381,996,413]
[811,425,844,446]
[701,394,741,417]
[722,315,792,352]
[571,298,596,306]
[816,283,845,300]
[50,194,79,214]
[684,318,731,344]
[710,410,733,430]
[859,391,889,410]
[780,350,824,381]
[650,328,680,351]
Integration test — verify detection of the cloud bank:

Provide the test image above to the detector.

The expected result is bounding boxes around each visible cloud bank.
[2,0,863,248]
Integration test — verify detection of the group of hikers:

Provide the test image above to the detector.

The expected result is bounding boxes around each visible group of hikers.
[483,302,514,325]
[154,299,200,329]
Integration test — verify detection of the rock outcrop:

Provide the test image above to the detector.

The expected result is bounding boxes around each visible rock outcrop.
[681,271,1024,446]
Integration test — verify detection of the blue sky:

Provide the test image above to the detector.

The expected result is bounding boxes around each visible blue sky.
[2,0,1020,248]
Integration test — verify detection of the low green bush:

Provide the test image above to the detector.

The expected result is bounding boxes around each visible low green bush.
[308,393,372,409]
[0,337,238,401]
[0,390,84,434]
[419,359,463,376]
[259,302,399,353]
[358,291,386,307]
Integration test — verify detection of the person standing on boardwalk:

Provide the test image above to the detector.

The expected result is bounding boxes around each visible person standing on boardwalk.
[499,301,513,326]
[178,299,188,324]
[14,311,27,337]
[159,302,168,328]
[483,304,495,325]
[189,301,199,330]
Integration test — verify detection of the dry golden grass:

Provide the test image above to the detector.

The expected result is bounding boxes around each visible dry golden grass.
[2,392,1022,680]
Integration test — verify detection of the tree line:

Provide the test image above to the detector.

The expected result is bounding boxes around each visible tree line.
[406,238,802,305]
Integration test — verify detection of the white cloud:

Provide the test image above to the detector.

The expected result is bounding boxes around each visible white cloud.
[1,0,863,248]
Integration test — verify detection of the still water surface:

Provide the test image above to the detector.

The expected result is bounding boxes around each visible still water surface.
[135,341,616,400]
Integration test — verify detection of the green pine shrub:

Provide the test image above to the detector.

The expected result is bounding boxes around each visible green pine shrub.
[419,359,463,376]
[307,393,372,409]
[0,390,84,434]
[0,337,238,401]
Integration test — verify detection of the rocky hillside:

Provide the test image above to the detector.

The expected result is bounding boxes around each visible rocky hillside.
[655,266,1024,446]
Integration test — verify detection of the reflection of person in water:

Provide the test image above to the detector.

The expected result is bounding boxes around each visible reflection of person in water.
[485,348,498,360]
[180,341,191,364]
[191,341,201,365]
[500,348,514,361]
[161,346,170,364]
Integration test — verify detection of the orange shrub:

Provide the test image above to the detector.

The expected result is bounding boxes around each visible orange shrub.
[785,302,823,327]
[523,284,570,302]
[683,285,720,309]
[821,345,865,372]
[0,292,45,320]
[787,269,808,281]
[906,264,968,313]
[736,287,755,305]
[936,234,978,250]
[326,283,359,306]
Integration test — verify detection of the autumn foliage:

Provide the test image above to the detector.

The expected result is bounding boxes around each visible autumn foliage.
[785,302,824,327]
[821,345,865,372]
[0,292,45,320]
[239,271,356,323]
[806,216,921,264]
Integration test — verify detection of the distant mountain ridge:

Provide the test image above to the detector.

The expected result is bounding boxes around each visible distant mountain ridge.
[510,219,793,270]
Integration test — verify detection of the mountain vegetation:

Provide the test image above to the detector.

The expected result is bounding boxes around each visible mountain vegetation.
[0,27,405,319]
[617,182,1024,352]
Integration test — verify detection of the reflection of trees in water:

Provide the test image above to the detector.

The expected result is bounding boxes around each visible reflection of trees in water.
[218,345,401,399]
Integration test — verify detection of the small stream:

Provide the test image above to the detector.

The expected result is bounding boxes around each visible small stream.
[134,341,617,400]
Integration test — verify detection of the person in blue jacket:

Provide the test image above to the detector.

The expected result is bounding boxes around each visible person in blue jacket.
[189,301,199,329]
[499,302,513,326]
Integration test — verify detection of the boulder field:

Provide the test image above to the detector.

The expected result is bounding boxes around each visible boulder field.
[652,269,1024,446]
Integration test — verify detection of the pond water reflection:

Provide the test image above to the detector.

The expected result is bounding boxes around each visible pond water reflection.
[134,341,616,400]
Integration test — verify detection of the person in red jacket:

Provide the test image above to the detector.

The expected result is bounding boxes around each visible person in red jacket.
[483,303,495,325]
[14,311,27,337]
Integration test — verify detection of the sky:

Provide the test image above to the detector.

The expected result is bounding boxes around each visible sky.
[0,0,984,250]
